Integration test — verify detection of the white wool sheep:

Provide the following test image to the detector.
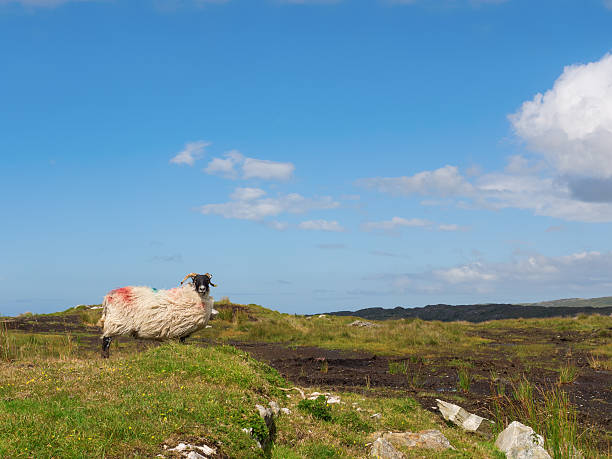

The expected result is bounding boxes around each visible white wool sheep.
[99,273,216,357]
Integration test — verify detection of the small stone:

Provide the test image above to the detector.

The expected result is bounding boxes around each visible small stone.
[269,400,280,416]
[370,437,405,459]
[194,444,216,456]
[280,407,291,415]
[371,413,382,419]
[186,452,206,459]
[326,396,341,404]
[348,320,380,327]
[169,442,189,452]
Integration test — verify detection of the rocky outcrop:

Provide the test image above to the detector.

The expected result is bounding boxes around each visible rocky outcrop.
[370,430,453,458]
[495,421,551,459]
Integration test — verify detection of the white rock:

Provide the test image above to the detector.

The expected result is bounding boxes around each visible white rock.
[242,427,252,435]
[194,444,216,456]
[269,401,280,416]
[496,421,551,459]
[211,308,219,317]
[383,430,453,451]
[280,407,291,415]
[436,399,494,436]
[186,452,206,459]
[169,442,189,452]
[205,325,212,328]
[326,396,341,404]
[371,413,382,419]
[370,437,405,459]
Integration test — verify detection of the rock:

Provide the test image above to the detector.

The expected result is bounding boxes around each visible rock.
[349,320,379,327]
[308,392,340,404]
[280,407,291,415]
[371,413,382,419]
[383,430,453,451]
[211,308,219,317]
[167,442,216,457]
[168,443,189,452]
[370,437,405,459]
[254,404,277,448]
[194,444,216,456]
[495,421,551,459]
[269,400,280,416]
[436,399,494,437]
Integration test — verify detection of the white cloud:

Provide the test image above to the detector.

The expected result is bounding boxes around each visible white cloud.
[438,224,463,231]
[360,156,612,222]
[243,158,295,181]
[298,220,345,232]
[170,141,210,166]
[509,53,612,179]
[199,190,339,221]
[204,149,243,178]
[230,187,267,201]
[362,216,431,231]
[205,150,294,181]
[384,250,612,296]
[357,165,474,198]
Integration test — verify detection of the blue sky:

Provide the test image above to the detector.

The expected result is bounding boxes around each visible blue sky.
[2,0,612,315]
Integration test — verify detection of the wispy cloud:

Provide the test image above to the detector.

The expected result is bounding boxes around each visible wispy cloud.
[381,250,612,296]
[362,216,431,231]
[357,165,474,198]
[298,219,345,232]
[205,150,295,181]
[317,243,347,249]
[199,188,338,221]
[170,141,210,166]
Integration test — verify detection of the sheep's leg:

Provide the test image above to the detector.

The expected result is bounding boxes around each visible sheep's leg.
[101,336,112,358]
[179,334,191,344]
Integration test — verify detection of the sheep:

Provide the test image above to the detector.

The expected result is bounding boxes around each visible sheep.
[99,272,217,358]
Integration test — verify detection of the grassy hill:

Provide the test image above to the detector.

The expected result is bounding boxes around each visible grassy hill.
[1,300,610,457]
[523,296,612,308]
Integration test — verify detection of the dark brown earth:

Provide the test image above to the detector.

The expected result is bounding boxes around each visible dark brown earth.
[4,313,611,450]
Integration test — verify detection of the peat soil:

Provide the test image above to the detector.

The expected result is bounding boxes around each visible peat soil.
[4,314,611,448]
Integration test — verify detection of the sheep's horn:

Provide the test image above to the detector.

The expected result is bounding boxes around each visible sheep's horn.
[204,273,218,287]
[180,273,199,285]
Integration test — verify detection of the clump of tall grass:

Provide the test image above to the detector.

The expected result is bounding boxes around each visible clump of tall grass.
[457,366,472,393]
[558,361,578,385]
[491,376,594,458]
[388,360,409,375]
[0,322,75,361]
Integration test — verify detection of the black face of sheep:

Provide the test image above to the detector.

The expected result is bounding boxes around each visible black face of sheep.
[193,274,213,294]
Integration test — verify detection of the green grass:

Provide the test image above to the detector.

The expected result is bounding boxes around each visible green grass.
[0,341,507,458]
[491,377,598,459]
[3,303,611,457]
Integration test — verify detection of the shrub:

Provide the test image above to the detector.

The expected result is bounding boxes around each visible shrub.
[298,395,332,421]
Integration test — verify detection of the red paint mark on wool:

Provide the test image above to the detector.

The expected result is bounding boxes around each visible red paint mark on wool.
[110,287,134,305]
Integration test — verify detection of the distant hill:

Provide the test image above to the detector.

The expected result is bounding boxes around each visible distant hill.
[522,296,612,308]
[324,300,612,323]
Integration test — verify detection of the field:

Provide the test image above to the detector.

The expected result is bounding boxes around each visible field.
[1,302,611,458]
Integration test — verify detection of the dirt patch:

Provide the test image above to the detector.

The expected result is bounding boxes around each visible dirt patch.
[230,339,611,445]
